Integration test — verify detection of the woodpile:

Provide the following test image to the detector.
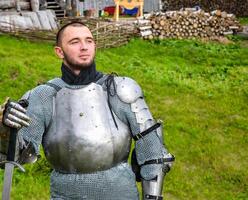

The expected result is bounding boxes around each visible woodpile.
[137,9,243,40]
[164,0,248,17]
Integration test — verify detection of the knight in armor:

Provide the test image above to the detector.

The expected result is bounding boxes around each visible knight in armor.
[0,22,174,200]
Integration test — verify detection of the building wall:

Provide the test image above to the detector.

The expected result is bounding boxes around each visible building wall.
[144,0,160,13]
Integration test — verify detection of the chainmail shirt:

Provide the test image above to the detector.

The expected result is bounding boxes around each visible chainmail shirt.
[19,76,166,200]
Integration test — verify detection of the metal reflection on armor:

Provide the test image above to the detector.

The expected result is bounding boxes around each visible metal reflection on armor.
[142,125,174,200]
[115,77,143,103]
[43,83,131,173]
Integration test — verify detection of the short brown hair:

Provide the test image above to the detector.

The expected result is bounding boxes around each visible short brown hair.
[56,21,88,46]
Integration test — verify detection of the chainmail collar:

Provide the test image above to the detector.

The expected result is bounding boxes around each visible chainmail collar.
[61,61,103,85]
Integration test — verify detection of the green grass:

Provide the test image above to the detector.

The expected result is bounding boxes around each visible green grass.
[0,35,248,200]
[239,17,248,25]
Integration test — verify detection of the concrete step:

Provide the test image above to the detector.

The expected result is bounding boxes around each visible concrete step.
[47,5,61,9]
[47,2,58,6]
[46,0,65,18]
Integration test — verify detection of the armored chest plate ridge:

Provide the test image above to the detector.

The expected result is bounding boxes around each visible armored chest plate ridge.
[43,83,131,173]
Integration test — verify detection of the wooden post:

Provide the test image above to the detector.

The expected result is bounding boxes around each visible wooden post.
[139,3,143,17]
[114,1,120,21]
[66,0,72,16]
[30,0,39,12]
[71,0,77,16]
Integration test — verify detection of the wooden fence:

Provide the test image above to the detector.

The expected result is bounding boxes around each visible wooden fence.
[0,17,139,49]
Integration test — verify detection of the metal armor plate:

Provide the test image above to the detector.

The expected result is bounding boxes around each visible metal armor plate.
[115,77,143,103]
[43,83,131,173]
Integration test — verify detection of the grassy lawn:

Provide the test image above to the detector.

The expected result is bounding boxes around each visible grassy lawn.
[0,35,247,200]
[239,17,248,25]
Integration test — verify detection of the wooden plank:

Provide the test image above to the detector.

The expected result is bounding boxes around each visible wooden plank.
[0,15,12,31]
[0,1,30,10]
[36,10,52,30]
[11,15,33,29]
[139,25,152,30]
[140,29,152,36]
[46,10,59,30]
[22,12,42,29]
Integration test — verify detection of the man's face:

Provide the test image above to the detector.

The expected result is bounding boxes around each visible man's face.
[55,25,96,71]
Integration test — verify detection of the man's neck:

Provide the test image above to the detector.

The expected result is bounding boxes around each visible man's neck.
[61,62,103,85]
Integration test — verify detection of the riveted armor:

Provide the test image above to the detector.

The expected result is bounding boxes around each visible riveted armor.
[115,77,154,132]
[114,77,175,200]
[43,83,131,173]
[2,75,173,200]
[115,77,143,103]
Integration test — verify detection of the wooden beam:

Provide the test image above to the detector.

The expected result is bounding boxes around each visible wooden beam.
[0,0,30,10]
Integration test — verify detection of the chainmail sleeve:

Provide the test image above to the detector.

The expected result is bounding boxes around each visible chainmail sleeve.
[18,83,58,155]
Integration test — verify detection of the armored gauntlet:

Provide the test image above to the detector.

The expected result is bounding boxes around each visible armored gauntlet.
[0,98,34,166]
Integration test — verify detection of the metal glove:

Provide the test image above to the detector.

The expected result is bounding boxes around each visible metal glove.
[2,99,30,129]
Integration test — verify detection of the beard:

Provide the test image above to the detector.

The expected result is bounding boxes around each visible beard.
[63,51,95,70]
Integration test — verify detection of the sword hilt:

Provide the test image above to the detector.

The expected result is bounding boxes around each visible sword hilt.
[2,100,28,200]
[0,161,25,172]
[6,99,29,162]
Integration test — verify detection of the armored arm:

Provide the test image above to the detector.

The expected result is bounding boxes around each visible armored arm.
[0,96,37,165]
[114,77,174,200]
[0,88,48,166]
[140,123,174,200]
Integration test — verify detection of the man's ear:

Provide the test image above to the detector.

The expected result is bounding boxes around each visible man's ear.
[54,46,64,59]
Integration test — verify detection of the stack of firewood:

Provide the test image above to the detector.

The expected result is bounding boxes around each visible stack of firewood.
[137,9,243,40]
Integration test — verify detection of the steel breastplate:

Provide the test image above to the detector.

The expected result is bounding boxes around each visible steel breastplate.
[43,83,131,173]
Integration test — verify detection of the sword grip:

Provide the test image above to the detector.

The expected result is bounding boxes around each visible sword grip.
[6,99,29,162]
[6,128,18,161]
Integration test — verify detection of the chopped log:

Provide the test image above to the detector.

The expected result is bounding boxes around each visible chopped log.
[30,0,39,12]
[0,1,30,10]
[138,9,243,40]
